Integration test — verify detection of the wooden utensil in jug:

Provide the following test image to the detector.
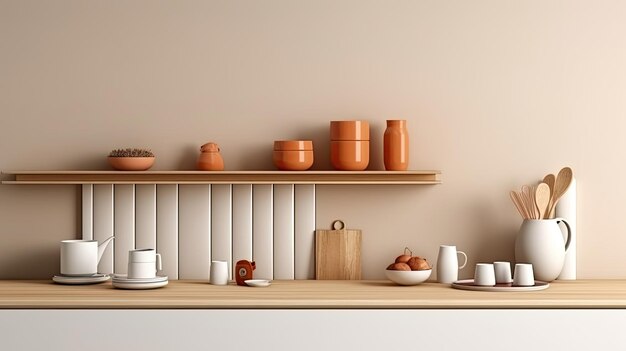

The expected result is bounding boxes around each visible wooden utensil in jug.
[542,174,556,218]
[548,167,573,218]
[535,182,551,219]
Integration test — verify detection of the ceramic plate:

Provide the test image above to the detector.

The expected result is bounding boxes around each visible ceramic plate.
[451,279,549,292]
[112,280,168,290]
[52,274,110,285]
[112,274,168,283]
[245,279,271,287]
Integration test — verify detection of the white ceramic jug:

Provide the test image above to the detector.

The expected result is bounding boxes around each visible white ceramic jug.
[436,245,468,284]
[515,218,571,282]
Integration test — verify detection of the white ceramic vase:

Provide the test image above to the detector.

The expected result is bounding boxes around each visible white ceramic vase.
[514,218,571,282]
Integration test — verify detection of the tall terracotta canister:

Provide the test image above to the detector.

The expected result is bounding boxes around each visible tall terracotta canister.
[384,120,409,171]
[330,120,370,171]
[197,142,224,171]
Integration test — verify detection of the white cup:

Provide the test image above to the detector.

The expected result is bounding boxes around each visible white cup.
[209,260,229,285]
[128,249,162,279]
[513,263,535,287]
[473,263,496,286]
[494,261,513,284]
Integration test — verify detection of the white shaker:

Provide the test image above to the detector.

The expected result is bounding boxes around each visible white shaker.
[436,245,468,284]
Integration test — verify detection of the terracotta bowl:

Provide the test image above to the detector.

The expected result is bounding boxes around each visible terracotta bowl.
[108,157,155,171]
[273,140,314,171]
[330,120,370,141]
[274,140,313,151]
[273,150,314,171]
[330,140,369,171]
[385,269,432,286]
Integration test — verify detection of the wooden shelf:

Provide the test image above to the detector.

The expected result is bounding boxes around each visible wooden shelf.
[1,170,441,185]
[0,280,623,309]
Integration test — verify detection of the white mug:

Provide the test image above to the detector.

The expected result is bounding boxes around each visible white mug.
[209,260,228,285]
[436,245,468,284]
[513,263,535,287]
[473,263,496,286]
[494,261,513,284]
[128,249,162,279]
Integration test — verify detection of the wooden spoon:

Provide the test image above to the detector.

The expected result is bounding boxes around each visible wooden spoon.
[549,167,573,217]
[510,190,527,219]
[521,185,537,219]
[542,174,555,218]
[535,183,550,219]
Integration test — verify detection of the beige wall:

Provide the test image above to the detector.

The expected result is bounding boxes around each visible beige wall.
[1,0,625,279]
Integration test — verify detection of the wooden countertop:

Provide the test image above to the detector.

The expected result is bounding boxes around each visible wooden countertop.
[1,280,625,309]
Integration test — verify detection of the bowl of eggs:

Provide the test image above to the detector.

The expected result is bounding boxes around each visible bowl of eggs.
[385,247,432,286]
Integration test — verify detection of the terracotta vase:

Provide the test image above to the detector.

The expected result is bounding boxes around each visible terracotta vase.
[384,120,409,171]
[197,142,224,171]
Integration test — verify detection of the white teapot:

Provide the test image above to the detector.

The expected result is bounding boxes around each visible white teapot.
[60,236,114,276]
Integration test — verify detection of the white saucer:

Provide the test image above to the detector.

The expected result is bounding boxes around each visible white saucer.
[112,274,168,283]
[245,279,271,287]
[53,274,110,285]
[112,274,169,289]
[113,280,168,290]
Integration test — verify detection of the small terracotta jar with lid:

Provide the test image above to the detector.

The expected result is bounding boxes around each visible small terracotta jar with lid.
[330,120,370,171]
[197,142,224,171]
[273,140,314,171]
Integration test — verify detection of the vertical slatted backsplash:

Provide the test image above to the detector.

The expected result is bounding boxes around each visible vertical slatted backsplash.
[82,184,316,280]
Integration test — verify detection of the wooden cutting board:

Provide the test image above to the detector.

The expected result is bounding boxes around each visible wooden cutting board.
[315,220,361,280]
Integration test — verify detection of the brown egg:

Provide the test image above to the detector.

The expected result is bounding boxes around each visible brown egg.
[407,257,431,271]
[387,262,411,271]
[394,254,412,264]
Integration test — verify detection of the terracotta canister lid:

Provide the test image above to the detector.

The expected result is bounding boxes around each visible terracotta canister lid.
[200,142,220,152]
[273,140,313,151]
[330,120,370,141]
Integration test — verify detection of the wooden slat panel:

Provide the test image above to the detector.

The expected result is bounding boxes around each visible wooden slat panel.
[295,185,316,279]
[157,185,178,280]
[113,185,134,274]
[81,184,93,240]
[93,184,114,274]
[211,184,233,280]
[253,185,273,280]
[178,185,211,280]
[232,184,253,265]
[135,184,156,249]
[273,184,294,280]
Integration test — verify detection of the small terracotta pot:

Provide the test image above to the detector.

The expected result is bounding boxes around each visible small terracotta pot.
[108,157,155,171]
[273,140,314,171]
[330,120,370,141]
[197,142,224,171]
[330,140,369,171]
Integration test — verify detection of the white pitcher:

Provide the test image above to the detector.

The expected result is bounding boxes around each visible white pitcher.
[436,245,468,284]
[515,218,571,282]
[60,236,115,276]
